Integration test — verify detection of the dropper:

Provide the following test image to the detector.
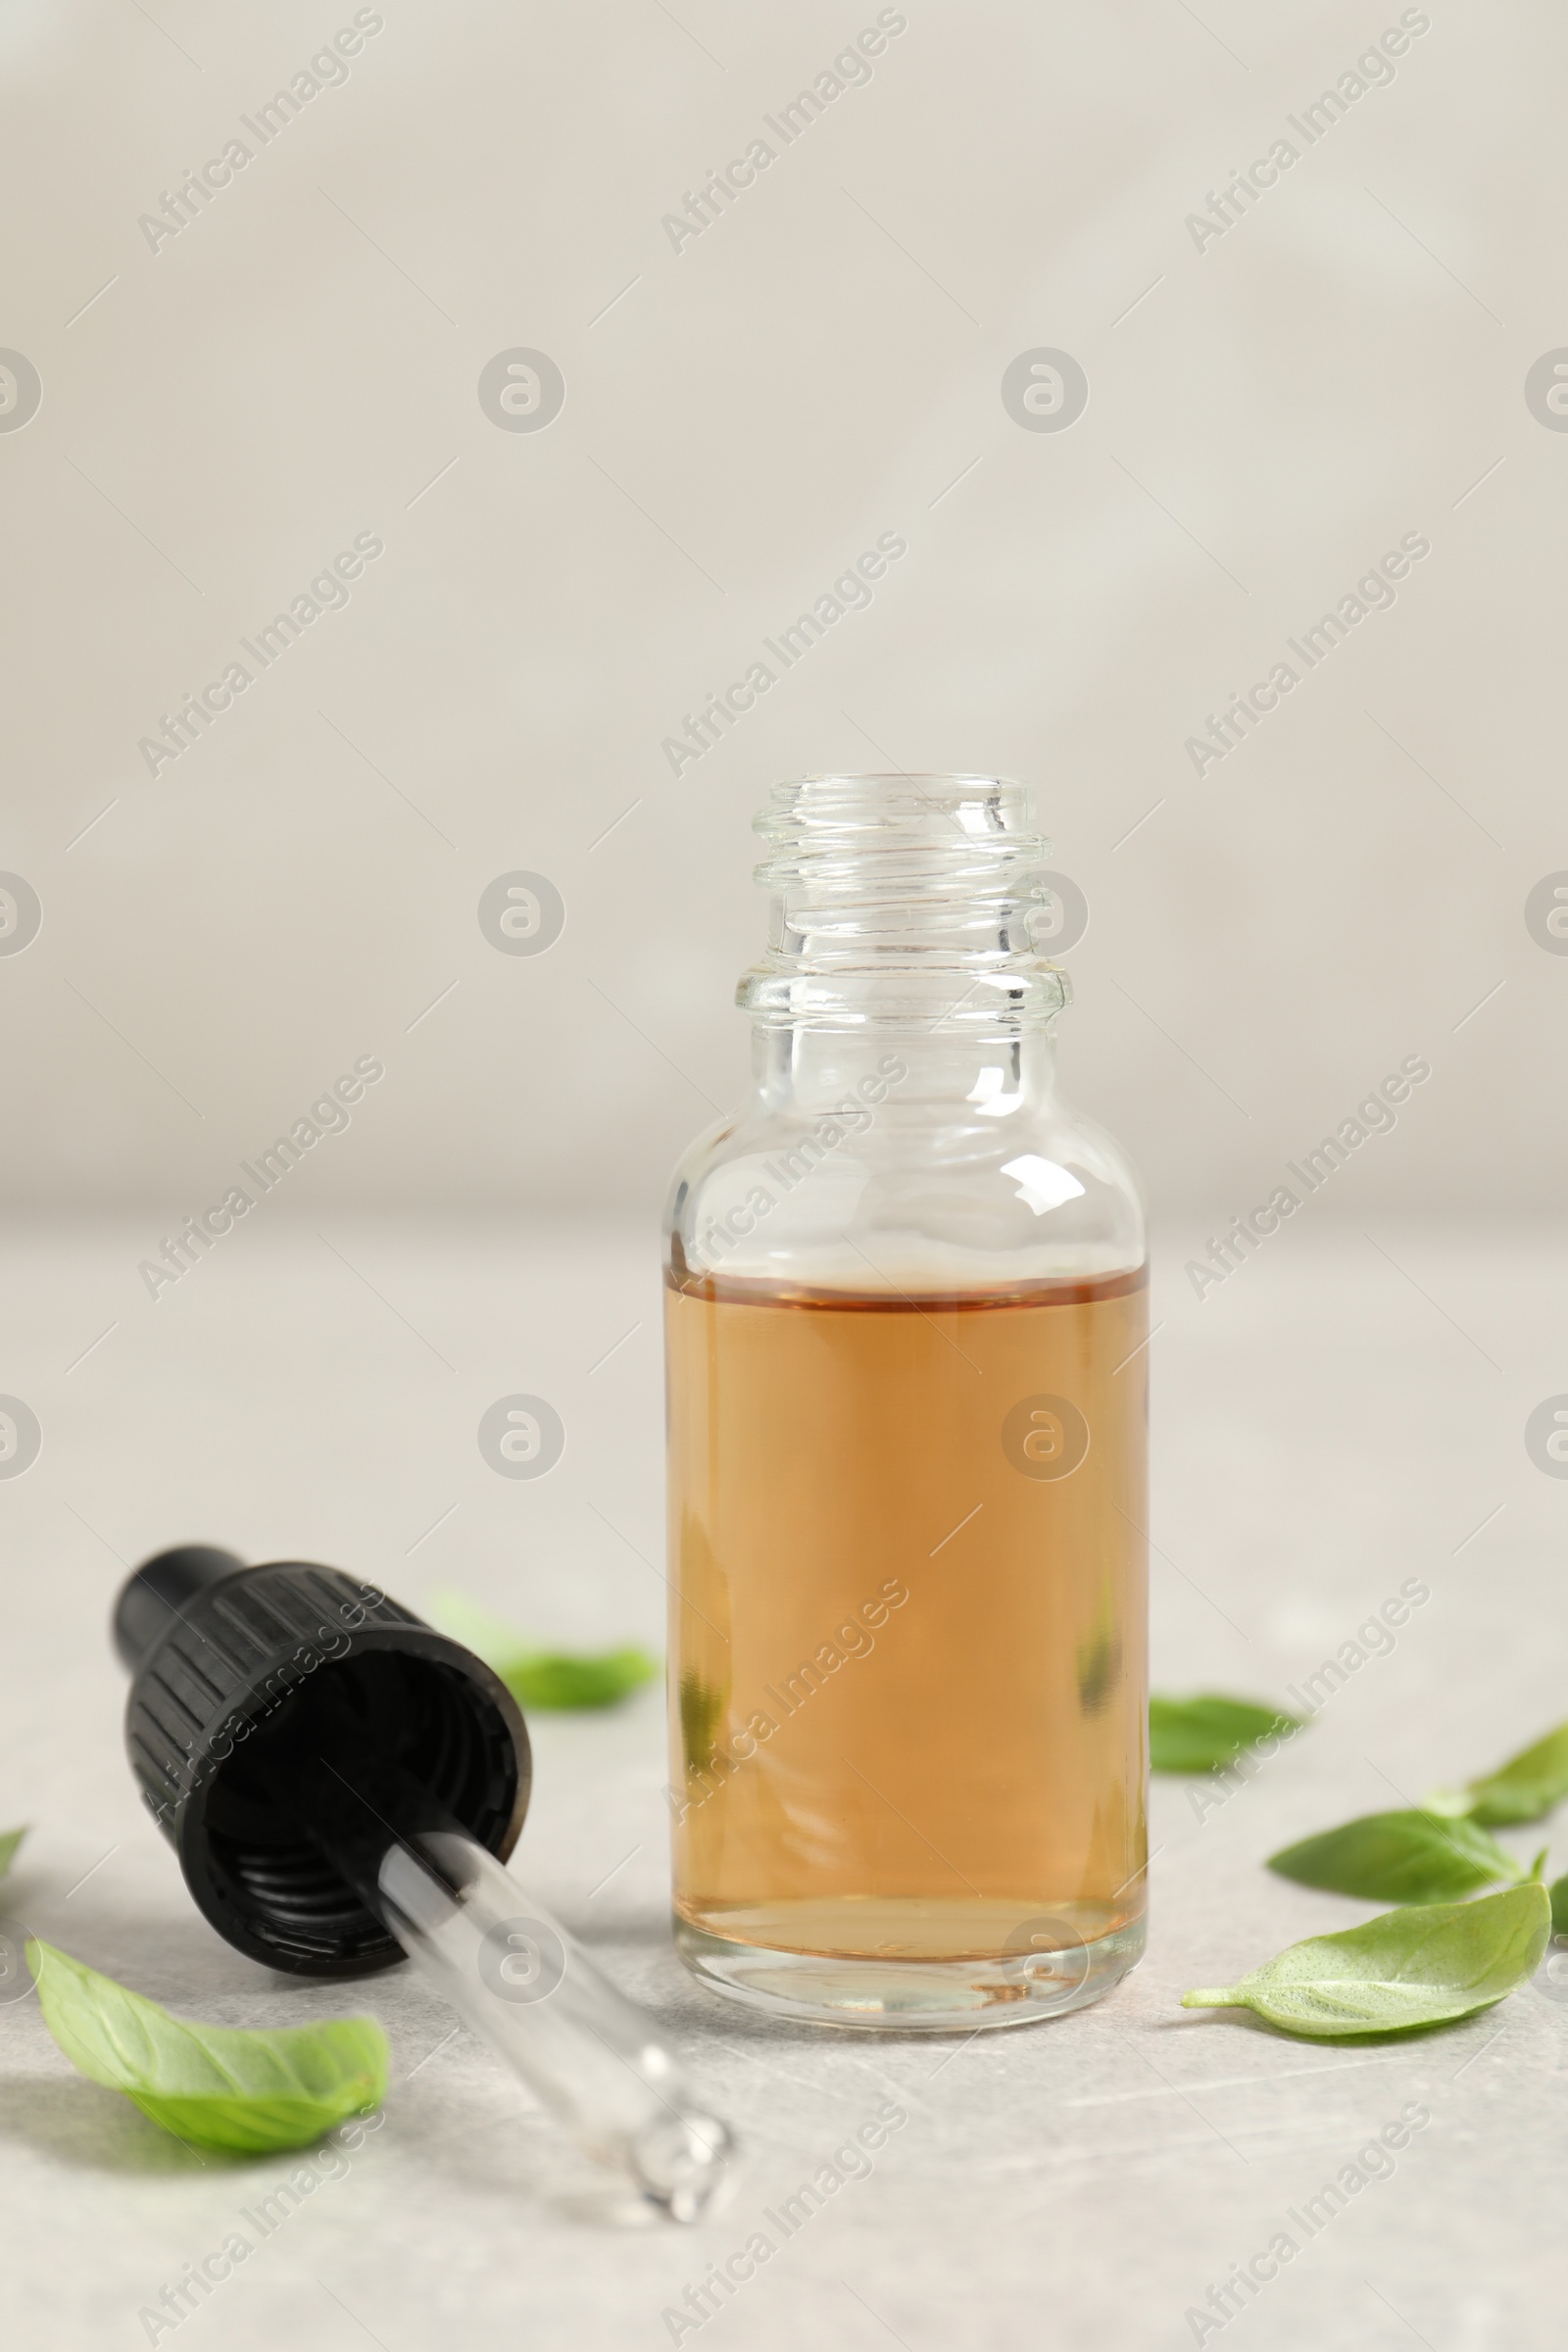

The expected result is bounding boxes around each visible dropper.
[112,1545,732,2222]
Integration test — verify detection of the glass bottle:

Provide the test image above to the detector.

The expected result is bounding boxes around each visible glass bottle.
[663,774,1147,2030]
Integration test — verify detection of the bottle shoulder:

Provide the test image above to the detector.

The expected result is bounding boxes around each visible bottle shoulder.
[665,1091,1145,1292]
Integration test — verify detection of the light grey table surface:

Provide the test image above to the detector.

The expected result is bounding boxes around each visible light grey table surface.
[2,1214,1563,2351]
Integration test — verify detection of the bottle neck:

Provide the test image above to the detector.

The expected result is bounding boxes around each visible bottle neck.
[736,772,1071,1039]
[751,1024,1060,1122]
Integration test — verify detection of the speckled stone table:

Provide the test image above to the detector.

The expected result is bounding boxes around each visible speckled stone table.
[3,1215,1563,2350]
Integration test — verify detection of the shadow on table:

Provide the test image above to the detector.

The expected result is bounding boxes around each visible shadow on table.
[0,2076,237,2176]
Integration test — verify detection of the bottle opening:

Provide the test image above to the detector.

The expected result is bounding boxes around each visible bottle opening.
[738,772,1071,1031]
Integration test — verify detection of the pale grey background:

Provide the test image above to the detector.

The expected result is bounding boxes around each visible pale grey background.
[3,1,1567,2346]
[1,0,1562,1231]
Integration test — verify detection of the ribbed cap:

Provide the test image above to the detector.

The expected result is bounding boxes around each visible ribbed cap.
[119,1548,529,1977]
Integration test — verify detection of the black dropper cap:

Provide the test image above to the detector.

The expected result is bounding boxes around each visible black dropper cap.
[114,1545,530,1978]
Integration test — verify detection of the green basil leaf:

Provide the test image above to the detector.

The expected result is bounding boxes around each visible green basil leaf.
[28,1940,386,2154]
[1149,1693,1303,1775]
[499,1647,659,1711]
[1549,1873,1568,1939]
[680,1673,726,1772]
[427,1589,659,1711]
[1182,1881,1550,2037]
[0,1827,25,1879]
[1439,1720,1568,1828]
[1267,1809,1519,1903]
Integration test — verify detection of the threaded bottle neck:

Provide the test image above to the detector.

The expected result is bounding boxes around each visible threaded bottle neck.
[736,773,1071,1032]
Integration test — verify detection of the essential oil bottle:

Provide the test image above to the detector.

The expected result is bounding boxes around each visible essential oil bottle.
[663,774,1148,2029]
